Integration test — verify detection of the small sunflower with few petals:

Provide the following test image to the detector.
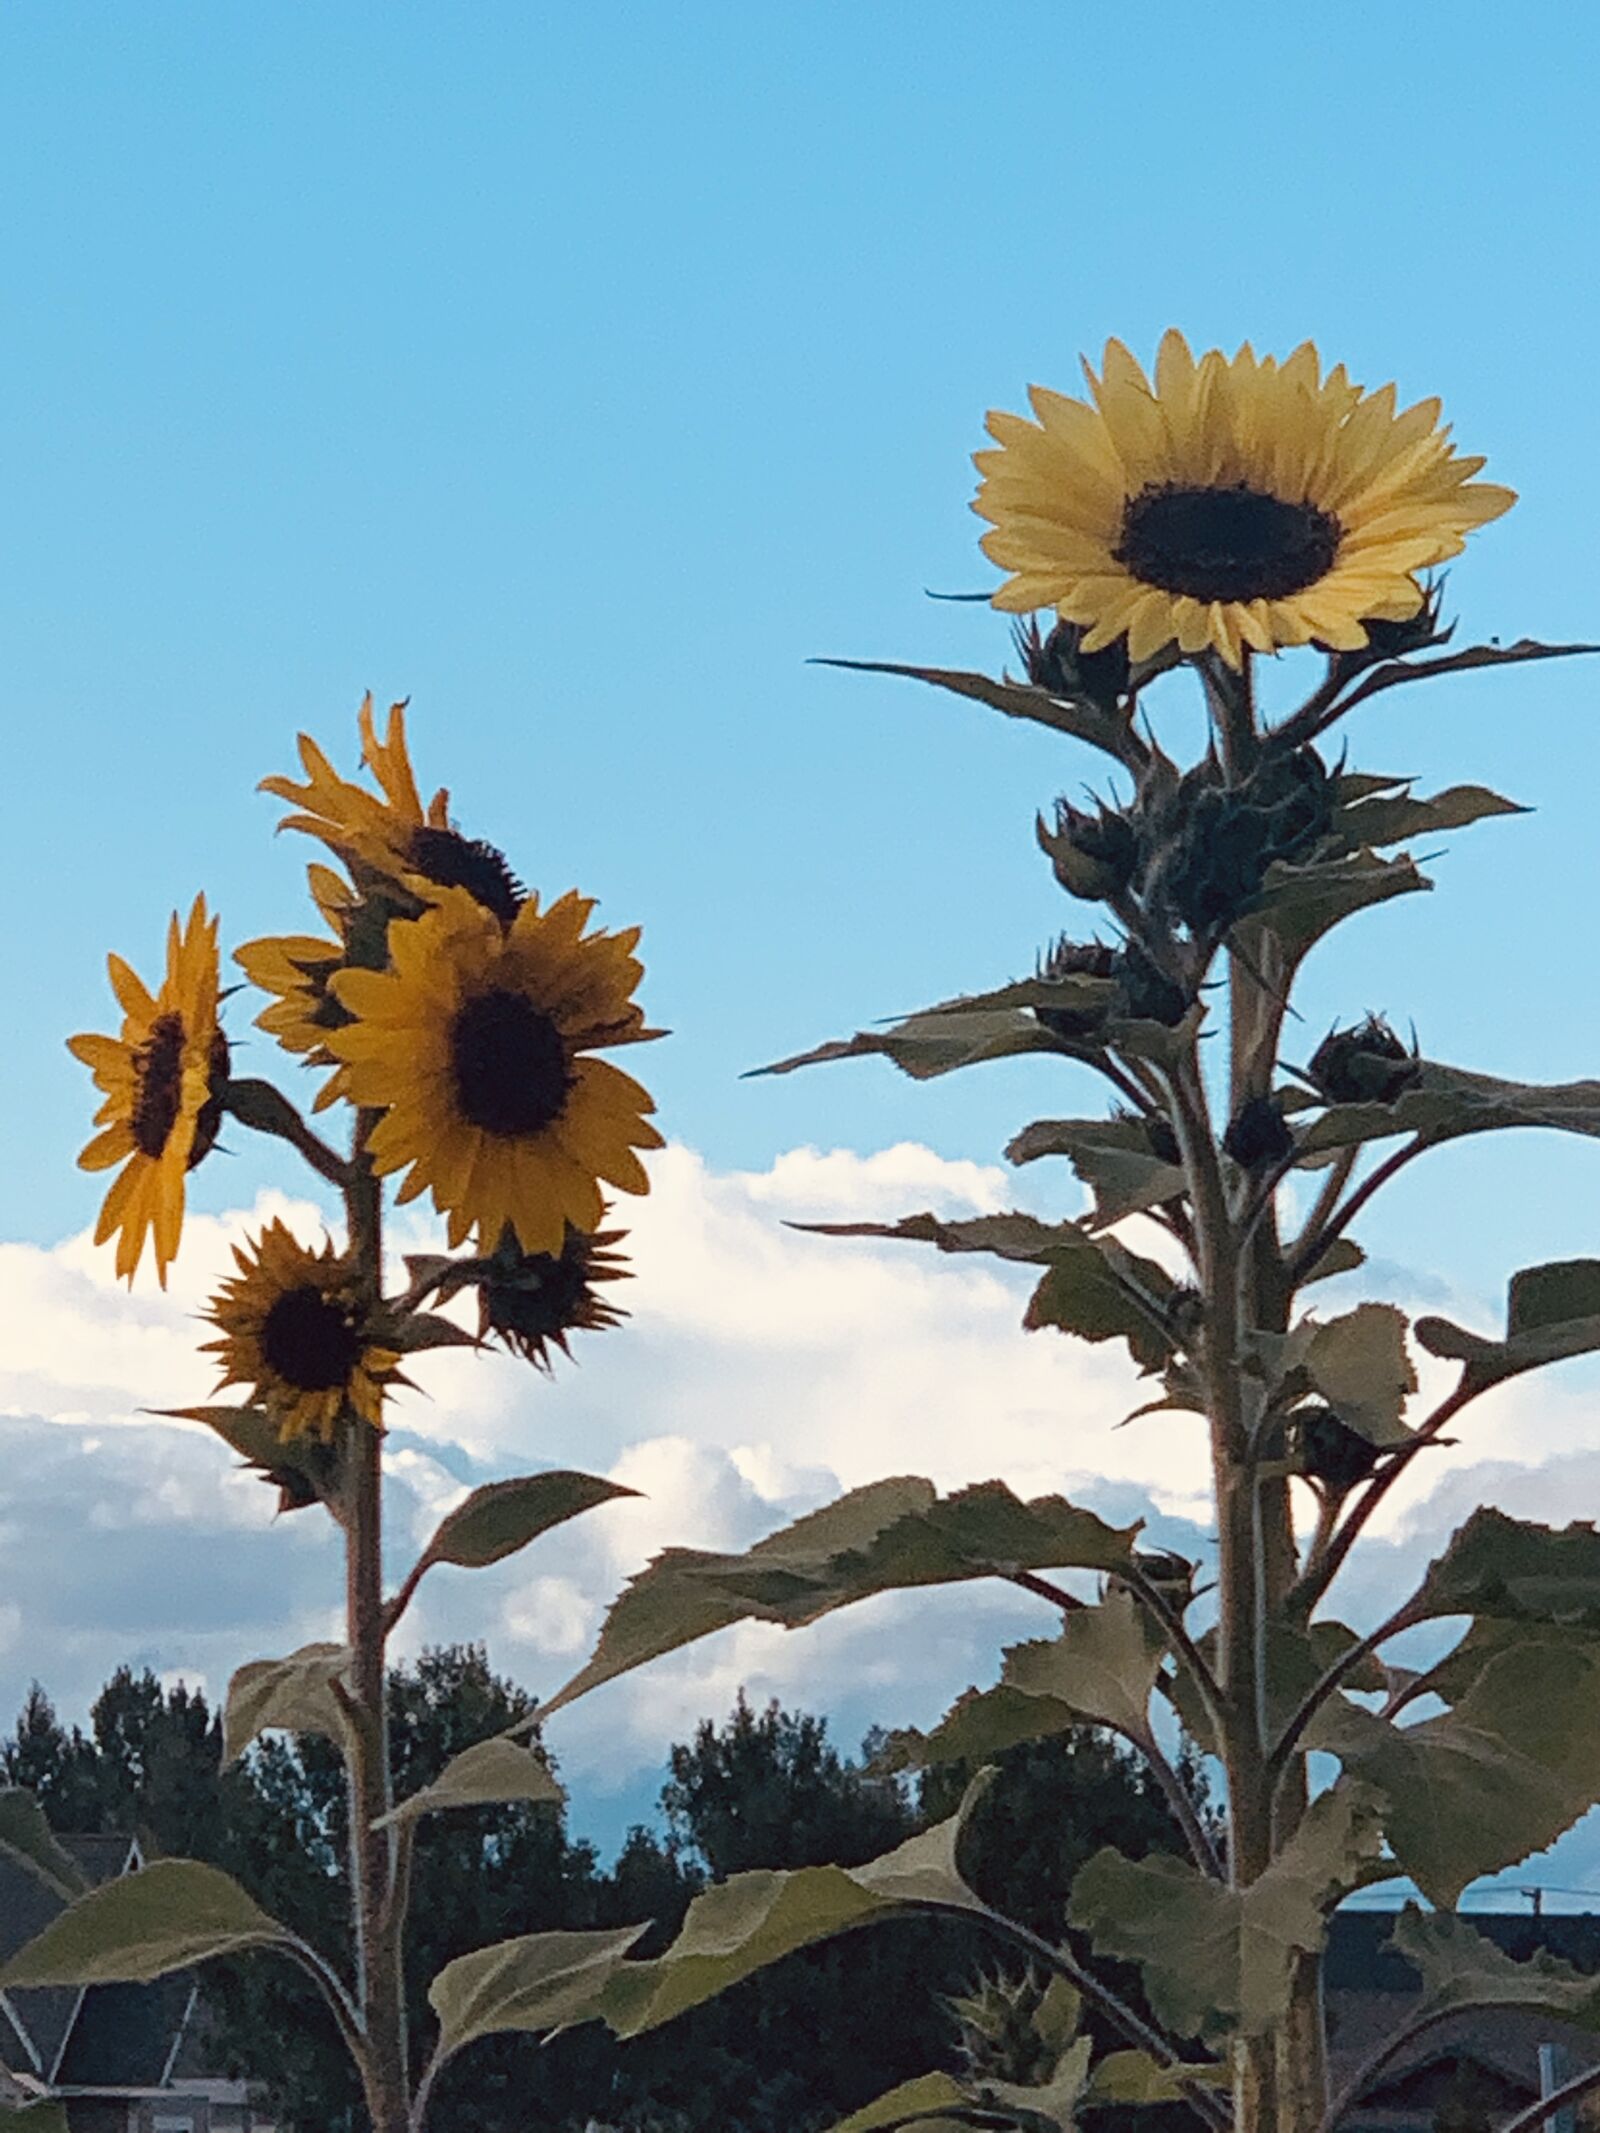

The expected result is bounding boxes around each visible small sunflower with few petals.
[67,896,229,1286]
[974,331,1515,669]
[325,886,662,1254]
[204,1220,402,1442]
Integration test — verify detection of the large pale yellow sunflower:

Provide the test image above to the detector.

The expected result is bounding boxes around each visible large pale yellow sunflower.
[67,897,229,1286]
[204,1220,401,1441]
[973,332,1515,669]
[263,696,525,923]
[325,886,663,1253]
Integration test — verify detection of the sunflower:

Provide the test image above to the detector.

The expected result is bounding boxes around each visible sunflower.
[477,1220,629,1369]
[67,896,229,1287]
[973,332,1515,669]
[233,866,371,1110]
[325,885,662,1253]
[203,1219,402,1441]
[263,696,526,923]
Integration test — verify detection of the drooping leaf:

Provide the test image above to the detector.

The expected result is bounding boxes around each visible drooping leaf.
[600,1773,994,2037]
[0,1860,292,1987]
[813,657,1142,764]
[820,2072,973,2133]
[418,1470,638,1574]
[754,1009,1072,1082]
[1313,1628,1600,1906]
[223,1643,353,1765]
[1068,1782,1382,2037]
[0,1789,87,1899]
[1305,1304,1417,1447]
[154,1403,291,1472]
[543,1479,1139,1718]
[428,1922,648,2059]
[1388,1904,1600,2027]
[378,1738,563,1830]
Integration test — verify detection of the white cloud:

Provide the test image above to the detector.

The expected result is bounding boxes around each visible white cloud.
[5,1140,1600,1889]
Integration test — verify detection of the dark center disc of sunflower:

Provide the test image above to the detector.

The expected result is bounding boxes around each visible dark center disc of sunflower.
[260,1285,362,1391]
[1115,483,1342,604]
[131,1013,186,1158]
[451,988,572,1138]
[408,827,525,926]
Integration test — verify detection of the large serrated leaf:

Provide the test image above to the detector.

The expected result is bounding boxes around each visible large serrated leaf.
[600,1774,993,2038]
[1297,1062,1600,1163]
[378,1738,562,1830]
[1388,1904,1600,2026]
[544,1480,1138,1718]
[419,1470,638,1573]
[223,1643,353,1765]
[428,1923,648,2059]
[1006,1116,1185,1228]
[1003,1592,1167,1741]
[0,1860,291,1987]
[1068,1783,1381,2039]
[0,1789,87,1900]
[1410,1508,1600,1626]
[1312,1629,1600,1906]
[1305,1304,1417,1446]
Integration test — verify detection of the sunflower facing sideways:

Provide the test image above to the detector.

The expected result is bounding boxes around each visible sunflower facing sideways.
[67,895,229,1286]
[973,331,1515,668]
[325,884,663,1255]
[204,1220,402,1441]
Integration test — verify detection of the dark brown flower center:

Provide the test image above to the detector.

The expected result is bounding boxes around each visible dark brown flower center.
[450,988,572,1137]
[1115,483,1341,604]
[131,1013,186,1158]
[189,1029,232,1170]
[407,827,525,926]
[260,1284,362,1391]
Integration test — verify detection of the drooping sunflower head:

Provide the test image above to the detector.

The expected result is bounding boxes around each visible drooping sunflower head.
[203,1219,401,1442]
[326,885,664,1255]
[67,895,230,1287]
[974,331,1515,669]
[477,1220,630,1370]
[262,696,527,924]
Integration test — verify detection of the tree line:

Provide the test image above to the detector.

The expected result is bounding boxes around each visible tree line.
[2,1648,1209,2131]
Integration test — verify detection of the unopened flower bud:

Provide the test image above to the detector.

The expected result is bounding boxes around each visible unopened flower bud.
[1013,615,1131,714]
[1292,1403,1382,1493]
[1309,1015,1420,1106]
[1034,938,1117,1041]
[1039,799,1138,903]
[1113,942,1191,1027]
[1223,1095,1294,1169]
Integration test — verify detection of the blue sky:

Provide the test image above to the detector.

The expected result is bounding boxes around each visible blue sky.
[5,5,1600,1875]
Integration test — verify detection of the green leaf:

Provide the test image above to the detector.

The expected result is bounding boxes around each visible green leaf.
[980,2035,1093,2130]
[1313,1629,1600,1905]
[154,1402,290,1472]
[1085,2050,1230,2104]
[1068,1781,1382,2037]
[813,657,1141,764]
[1297,1062,1600,1164]
[1410,1507,1600,1627]
[428,1922,648,2059]
[223,1643,353,1765]
[754,1008,1072,1082]
[0,1859,292,1987]
[418,1470,638,1573]
[378,1738,563,1830]
[1247,848,1429,961]
[600,1772,994,2037]
[1006,1117,1185,1229]
[383,1308,480,1354]
[1388,1904,1600,2027]
[1002,1592,1167,1740]
[1300,1236,1366,1287]
[820,2073,972,2133]
[544,1480,1139,1718]
[882,1685,1079,1771]
[1334,781,1528,851]
[1305,1304,1417,1446]
[0,1788,87,1899]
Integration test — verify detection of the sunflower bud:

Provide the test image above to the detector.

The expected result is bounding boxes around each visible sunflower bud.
[478,1222,629,1370]
[1013,616,1130,714]
[1113,942,1191,1027]
[1292,1403,1382,1492]
[1034,937,1117,1042]
[1038,799,1138,903]
[1309,1015,1420,1106]
[1145,750,1333,935]
[1117,1105,1181,1166]
[1223,1094,1294,1169]
[1330,578,1452,668]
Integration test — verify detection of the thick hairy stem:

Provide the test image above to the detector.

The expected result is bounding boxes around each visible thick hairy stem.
[345,1126,410,2133]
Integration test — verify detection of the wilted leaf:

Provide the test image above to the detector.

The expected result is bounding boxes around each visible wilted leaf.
[820,2072,972,2133]
[0,1789,86,1899]
[224,1643,353,1765]
[428,1922,648,2058]
[379,1738,562,1830]
[419,1471,638,1573]
[0,1860,291,1987]
[383,1309,480,1355]
[1305,1304,1417,1446]
[1068,1782,1382,2037]
[543,1480,1139,1718]
[601,1773,993,2037]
